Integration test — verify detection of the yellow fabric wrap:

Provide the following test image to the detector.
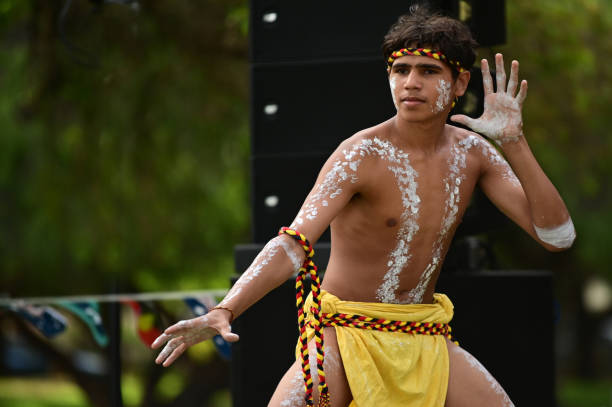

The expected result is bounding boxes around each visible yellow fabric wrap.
[296,290,454,407]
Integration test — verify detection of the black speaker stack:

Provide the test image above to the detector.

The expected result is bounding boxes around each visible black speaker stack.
[231,246,555,406]
[230,2,557,407]
[248,0,506,243]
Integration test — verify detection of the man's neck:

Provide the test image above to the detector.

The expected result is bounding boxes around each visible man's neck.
[390,115,448,154]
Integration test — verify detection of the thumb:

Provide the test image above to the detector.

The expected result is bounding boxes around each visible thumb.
[450,114,476,128]
[218,325,240,343]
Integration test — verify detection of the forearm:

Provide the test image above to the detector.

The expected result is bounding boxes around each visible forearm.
[501,136,575,248]
[216,234,304,318]
[501,137,568,224]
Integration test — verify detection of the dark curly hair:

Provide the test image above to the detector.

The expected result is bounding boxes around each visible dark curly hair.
[382,5,478,78]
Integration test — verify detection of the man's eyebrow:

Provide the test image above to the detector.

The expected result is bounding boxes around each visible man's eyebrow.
[392,62,444,71]
[416,63,443,70]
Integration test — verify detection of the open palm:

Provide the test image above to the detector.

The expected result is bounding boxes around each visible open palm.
[151,312,239,367]
[451,53,528,145]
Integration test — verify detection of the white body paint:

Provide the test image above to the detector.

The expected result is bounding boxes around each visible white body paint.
[280,339,341,406]
[434,79,452,113]
[278,238,304,271]
[465,93,523,145]
[370,139,421,304]
[407,134,519,303]
[534,218,575,248]
[290,137,422,304]
[280,369,305,407]
[292,148,361,226]
[221,236,301,305]
[460,134,520,185]
[291,134,519,305]
[406,142,465,302]
[390,77,398,110]
[457,346,515,406]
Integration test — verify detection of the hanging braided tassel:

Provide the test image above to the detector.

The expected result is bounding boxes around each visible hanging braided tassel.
[279,227,330,407]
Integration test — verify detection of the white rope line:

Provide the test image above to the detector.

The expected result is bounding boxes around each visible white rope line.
[0,289,229,306]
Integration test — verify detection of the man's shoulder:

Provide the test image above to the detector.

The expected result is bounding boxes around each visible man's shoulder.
[335,120,391,153]
[446,124,496,152]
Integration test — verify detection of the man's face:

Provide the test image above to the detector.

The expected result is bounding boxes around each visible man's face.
[388,54,457,121]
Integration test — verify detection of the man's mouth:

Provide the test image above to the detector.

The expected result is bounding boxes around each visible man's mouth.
[401,96,426,104]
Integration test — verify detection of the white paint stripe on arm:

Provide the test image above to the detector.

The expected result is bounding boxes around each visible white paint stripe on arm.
[278,237,304,272]
[534,218,576,248]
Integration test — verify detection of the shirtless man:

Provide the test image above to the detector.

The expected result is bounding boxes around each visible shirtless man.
[152,8,575,407]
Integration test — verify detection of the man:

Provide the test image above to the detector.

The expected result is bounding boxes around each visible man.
[152,7,575,407]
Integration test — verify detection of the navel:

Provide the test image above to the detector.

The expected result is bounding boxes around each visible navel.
[386,218,398,227]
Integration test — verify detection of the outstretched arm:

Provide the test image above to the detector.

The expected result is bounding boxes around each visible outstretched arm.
[451,53,575,251]
[152,138,369,366]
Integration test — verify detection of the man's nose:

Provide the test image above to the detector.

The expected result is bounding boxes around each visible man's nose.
[403,71,422,89]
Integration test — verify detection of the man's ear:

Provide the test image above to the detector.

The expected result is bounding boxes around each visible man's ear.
[453,70,471,97]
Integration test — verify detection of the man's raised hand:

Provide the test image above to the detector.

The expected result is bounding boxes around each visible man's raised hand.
[151,310,239,367]
[451,53,528,145]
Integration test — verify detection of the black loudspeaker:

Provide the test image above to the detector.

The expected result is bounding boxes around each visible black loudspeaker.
[249,1,505,64]
[251,154,330,243]
[230,248,554,406]
[251,59,394,156]
[459,0,507,47]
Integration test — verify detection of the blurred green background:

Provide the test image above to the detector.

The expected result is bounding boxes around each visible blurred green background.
[0,0,610,406]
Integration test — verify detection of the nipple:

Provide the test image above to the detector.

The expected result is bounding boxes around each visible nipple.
[386,218,398,227]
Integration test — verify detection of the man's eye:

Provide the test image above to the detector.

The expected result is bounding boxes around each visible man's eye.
[424,69,436,75]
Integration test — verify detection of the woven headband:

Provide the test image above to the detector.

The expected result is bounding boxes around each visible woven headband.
[387,48,466,73]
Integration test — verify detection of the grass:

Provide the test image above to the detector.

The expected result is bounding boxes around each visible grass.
[0,374,231,407]
[0,374,608,407]
[558,378,612,407]
[0,376,88,407]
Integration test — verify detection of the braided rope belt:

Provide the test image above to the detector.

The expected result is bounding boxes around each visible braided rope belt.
[280,227,456,407]
[321,312,453,338]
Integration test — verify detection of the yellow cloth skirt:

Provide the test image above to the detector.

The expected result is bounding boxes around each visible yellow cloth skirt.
[296,290,454,407]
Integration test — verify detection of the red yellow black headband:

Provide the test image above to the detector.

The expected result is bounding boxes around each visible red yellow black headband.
[387,48,466,73]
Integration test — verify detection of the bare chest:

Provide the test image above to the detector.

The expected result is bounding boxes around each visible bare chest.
[355,149,479,238]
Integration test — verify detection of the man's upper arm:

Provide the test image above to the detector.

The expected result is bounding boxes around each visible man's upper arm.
[287,138,370,244]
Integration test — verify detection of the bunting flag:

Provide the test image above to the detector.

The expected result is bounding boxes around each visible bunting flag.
[8,304,67,338]
[58,301,109,347]
[0,289,229,350]
[184,297,232,360]
[123,300,163,347]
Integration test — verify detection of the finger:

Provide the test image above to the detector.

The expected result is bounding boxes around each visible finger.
[218,324,240,343]
[162,342,188,367]
[151,333,171,349]
[155,337,182,365]
[481,59,494,95]
[516,80,528,106]
[507,60,519,96]
[495,53,506,93]
[450,114,477,129]
[164,319,195,335]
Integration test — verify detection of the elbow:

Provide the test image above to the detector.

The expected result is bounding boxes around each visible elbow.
[275,234,307,272]
[534,218,576,252]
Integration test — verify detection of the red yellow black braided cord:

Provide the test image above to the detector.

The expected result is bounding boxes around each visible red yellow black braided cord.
[279,227,330,407]
[279,227,458,405]
[319,311,455,342]
[387,47,466,73]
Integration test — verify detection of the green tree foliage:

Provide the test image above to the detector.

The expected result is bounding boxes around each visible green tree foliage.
[489,0,612,282]
[0,1,609,293]
[0,0,250,295]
